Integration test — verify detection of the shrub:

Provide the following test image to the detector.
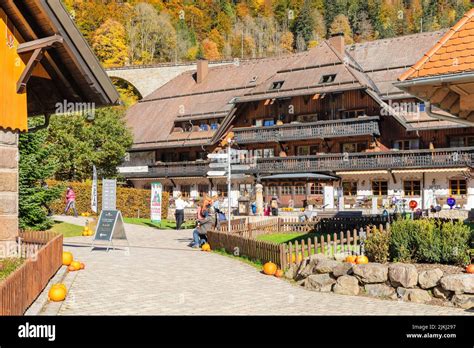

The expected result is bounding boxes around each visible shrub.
[387,218,471,266]
[47,180,169,220]
[365,226,390,263]
[389,218,418,262]
[438,221,471,265]
[412,219,441,263]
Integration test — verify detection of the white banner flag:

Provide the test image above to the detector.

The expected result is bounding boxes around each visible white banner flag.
[91,165,98,213]
[150,182,162,222]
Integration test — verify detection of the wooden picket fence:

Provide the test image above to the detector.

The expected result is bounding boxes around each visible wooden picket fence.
[0,231,63,315]
[207,230,284,268]
[284,223,390,269]
[313,216,392,234]
[210,218,390,269]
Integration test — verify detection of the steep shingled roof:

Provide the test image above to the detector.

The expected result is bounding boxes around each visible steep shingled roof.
[127,54,297,149]
[399,9,474,80]
[126,30,459,150]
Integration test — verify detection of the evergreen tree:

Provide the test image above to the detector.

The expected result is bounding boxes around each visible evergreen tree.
[292,0,314,47]
[19,121,62,230]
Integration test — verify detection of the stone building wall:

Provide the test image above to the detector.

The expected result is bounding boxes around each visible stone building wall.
[0,129,19,248]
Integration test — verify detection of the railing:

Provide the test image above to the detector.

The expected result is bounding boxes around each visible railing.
[233,117,380,144]
[147,161,210,177]
[123,147,474,177]
[0,232,63,315]
[257,147,474,173]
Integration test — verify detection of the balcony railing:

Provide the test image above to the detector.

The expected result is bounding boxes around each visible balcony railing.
[256,147,474,173]
[122,147,474,178]
[233,116,380,144]
[123,161,210,178]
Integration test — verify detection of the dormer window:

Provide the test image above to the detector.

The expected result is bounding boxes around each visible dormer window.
[320,74,336,83]
[270,81,284,90]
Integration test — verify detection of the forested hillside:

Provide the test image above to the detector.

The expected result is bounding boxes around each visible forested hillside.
[63,0,473,67]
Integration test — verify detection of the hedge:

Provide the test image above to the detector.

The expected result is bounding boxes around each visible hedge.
[366,218,472,266]
[47,180,169,219]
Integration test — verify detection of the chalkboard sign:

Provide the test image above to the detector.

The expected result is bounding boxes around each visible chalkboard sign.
[91,210,127,251]
[95,210,119,241]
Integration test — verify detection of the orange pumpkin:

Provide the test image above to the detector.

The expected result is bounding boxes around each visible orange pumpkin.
[52,283,67,294]
[263,262,277,275]
[466,264,474,274]
[345,255,357,264]
[67,265,76,272]
[80,262,85,270]
[274,269,284,278]
[48,286,67,302]
[62,252,73,266]
[71,261,82,271]
[356,255,369,264]
[201,243,211,252]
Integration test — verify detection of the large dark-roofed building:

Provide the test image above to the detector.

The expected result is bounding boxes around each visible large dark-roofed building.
[123,29,474,216]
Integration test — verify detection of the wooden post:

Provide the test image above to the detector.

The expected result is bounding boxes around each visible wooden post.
[307,238,311,258]
[326,234,331,256]
[320,235,325,255]
[346,230,351,254]
[295,240,299,264]
[353,229,357,253]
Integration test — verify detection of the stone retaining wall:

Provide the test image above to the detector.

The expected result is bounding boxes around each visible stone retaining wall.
[286,255,474,309]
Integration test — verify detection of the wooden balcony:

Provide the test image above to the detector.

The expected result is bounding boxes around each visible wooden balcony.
[256,147,474,173]
[124,161,210,178]
[233,116,380,144]
[122,147,474,178]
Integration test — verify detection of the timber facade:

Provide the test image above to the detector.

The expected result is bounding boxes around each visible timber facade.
[123,31,474,212]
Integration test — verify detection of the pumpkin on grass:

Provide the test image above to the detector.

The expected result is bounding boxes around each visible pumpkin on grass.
[263,261,277,275]
[48,286,67,302]
[356,255,369,264]
[62,252,73,266]
[466,264,474,274]
[287,253,303,263]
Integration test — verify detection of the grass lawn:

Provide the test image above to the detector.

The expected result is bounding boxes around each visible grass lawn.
[50,221,83,238]
[0,258,25,281]
[212,248,263,270]
[257,233,306,244]
[123,217,195,230]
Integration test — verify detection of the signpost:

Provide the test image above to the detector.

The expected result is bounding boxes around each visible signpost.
[150,182,162,223]
[102,179,117,211]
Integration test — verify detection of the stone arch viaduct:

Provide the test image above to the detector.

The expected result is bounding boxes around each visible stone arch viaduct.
[106,61,234,98]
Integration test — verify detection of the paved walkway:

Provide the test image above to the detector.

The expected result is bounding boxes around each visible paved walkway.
[34,216,472,315]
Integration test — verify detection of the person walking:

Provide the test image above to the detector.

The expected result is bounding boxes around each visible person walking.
[174,192,188,230]
[64,186,78,217]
